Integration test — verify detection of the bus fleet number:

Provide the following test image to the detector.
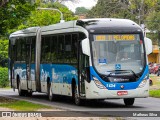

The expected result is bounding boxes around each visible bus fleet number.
[106,84,116,88]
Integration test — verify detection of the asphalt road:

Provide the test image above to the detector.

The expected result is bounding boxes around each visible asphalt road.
[0,88,160,119]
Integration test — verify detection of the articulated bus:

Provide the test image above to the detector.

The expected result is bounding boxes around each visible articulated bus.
[9,18,152,106]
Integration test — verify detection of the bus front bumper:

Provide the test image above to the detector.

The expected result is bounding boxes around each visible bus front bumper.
[84,80,149,99]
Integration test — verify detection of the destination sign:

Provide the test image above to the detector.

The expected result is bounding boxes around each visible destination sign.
[95,34,136,41]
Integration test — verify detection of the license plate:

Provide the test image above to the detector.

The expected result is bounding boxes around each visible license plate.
[117,91,128,96]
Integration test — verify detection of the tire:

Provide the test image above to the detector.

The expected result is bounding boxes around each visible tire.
[26,91,32,96]
[74,86,82,105]
[18,80,26,96]
[124,98,135,106]
[48,84,54,101]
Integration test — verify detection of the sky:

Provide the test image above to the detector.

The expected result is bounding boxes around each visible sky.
[64,0,98,12]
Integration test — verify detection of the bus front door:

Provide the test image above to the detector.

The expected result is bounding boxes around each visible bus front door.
[79,52,89,96]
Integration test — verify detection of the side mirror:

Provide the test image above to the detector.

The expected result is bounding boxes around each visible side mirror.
[144,37,152,55]
[81,38,90,56]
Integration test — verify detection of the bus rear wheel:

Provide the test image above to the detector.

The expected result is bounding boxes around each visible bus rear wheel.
[26,91,32,96]
[18,80,26,96]
[124,98,135,106]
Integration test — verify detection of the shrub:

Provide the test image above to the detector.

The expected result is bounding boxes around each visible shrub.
[0,67,9,88]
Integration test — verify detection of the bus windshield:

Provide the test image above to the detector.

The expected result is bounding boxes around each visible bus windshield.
[92,34,145,76]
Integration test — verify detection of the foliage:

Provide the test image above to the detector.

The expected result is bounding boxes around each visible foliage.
[87,0,158,24]
[0,67,8,88]
[150,90,160,98]
[87,0,131,19]
[87,0,160,44]
[145,1,160,45]
[75,7,89,15]
[8,2,78,32]
[0,0,36,36]
[0,39,8,67]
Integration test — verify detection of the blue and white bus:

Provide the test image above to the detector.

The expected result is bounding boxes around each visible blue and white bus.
[9,18,152,106]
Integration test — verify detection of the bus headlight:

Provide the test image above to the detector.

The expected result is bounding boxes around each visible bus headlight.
[93,76,106,89]
[138,79,147,88]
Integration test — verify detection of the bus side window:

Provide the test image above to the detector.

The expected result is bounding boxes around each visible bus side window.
[57,35,65,63]
[12,44,16,61]
[31,37,36,63]
[45,37,51,62]
[21,38,26,62]
[41,37,45,63]
[41,36,52,63]
[64,34,72,63]
[16,39,21,61]
[51,36,57,63]
[72,34,78,64]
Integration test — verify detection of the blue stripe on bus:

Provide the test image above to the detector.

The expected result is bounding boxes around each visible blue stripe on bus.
[40,64,78,85]
[14,63,35,81]
[90,66,149,90]
[14,63,78,85]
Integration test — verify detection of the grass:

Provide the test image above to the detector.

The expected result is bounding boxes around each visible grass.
[149,90,160,98]
[149,74,160,98]
[149,74,160,89]
[0,96,52,111]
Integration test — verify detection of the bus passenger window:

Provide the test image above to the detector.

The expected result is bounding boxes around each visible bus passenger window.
[64,34,72,63]
[31,37,36,63]
[57,35,65,63]
[45,37,51,62]
[41,37,46,63]
[16,39,21,61]
[21,38,26,61]
[51,36,57,63]
[71,34,78,64]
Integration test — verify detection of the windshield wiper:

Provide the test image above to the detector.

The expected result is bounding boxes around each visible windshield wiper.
[128,70,140,78]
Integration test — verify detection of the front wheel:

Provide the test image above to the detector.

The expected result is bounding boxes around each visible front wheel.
[74,86,82,105]
[124,98,135,106]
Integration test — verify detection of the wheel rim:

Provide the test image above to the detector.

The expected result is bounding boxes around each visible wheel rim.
[18,81,21,94]
[75,87,79,104]
[49,85,53,100]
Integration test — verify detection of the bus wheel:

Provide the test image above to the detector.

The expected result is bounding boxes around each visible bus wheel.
[49,84,54,101]
[26,91,32,96]
[18,80,25,96]
[124,98,135,106]
[74,86,81,105]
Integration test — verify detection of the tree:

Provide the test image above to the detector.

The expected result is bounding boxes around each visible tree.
[75,7,89,15]
[87,0,131,19]
[146,1,160,45]
[87,0,158,24]
[9,2,77,33]
[129,0,158,24]
[0,0,35,36]
[0,40,8,67]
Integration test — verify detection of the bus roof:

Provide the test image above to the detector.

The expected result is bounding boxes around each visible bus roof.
[9,27,40,38]
[77,18,142,33]
[9,18,142,39]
